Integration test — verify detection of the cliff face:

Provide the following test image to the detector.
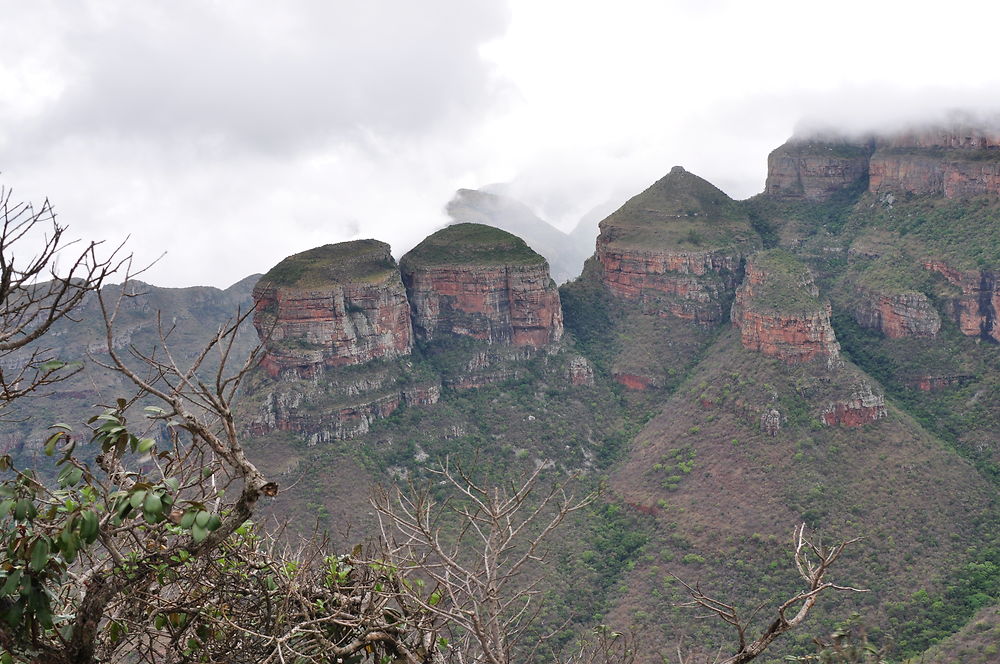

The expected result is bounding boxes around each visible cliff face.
[253,241,413,378]
[821,382,888,427]
[595,167,759,324]
[731,251,841,364]
[852,289,941,339]
[400,224,563,348]
[868,152,1000,198]
[923,261,1000,342]
[765,139,873,201]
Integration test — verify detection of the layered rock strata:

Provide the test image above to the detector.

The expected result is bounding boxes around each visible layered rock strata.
[821,382,887,427]
[765,138,874,201]
[253,241,413,378]
[595,166,759,324]
[399,224,563,348]
[923,260,1000,342]
[731,251,841,364]
[870,126,1000,198]
[852,289,941,339]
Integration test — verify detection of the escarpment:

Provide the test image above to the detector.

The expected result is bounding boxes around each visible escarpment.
[923,261,1000,342]
[731,250,840,363]
[399,223,563,348]
[765,137,874,201]
[252,241,413,378]
[595,166,759,324]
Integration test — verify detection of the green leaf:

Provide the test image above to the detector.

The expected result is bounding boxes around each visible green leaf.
[163,477,180,492]
[136,438,156,454]
[0,570,22,596]
[144,493,163,516]
[195,511,211,529]
[191,524,208,543]
[205,514,222,532]
[0,499,14,519]
[129,490,147,509]
[180,510,197,530]
[30,538,51,572]
[40,359,66,372]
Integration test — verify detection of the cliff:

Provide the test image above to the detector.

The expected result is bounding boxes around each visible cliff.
[765,137,874,201]
[923,260,1000,342]
[731,250,841,363]
[399,223,563,348]
[595,166,759,324]
[252,240,413,378]
[870,126,1000,198]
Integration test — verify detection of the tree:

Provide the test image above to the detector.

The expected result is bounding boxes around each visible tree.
[675,524,869,664]
[0,194,441,664]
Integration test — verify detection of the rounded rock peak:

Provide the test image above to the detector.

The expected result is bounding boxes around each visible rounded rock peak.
[400,223,546,268]
[257,239,397,289]
[669,165,686,174]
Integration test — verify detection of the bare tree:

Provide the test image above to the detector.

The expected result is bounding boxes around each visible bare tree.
[374,462,597,664]
[0,254,439,663]
[675,524,868,664]
[0,187,125,406]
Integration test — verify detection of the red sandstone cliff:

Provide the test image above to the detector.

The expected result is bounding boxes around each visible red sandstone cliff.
[253,241,413,378]
[821,382,887,427]
[399,224,563,348]
[852,289,941,339]
[923,260,1000,342]
[595,166,759,324]
[731,251,841,364]
[765,138,873,201]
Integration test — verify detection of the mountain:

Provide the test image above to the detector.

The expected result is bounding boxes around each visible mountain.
[445,188,592,283]
[6,119,1000,663]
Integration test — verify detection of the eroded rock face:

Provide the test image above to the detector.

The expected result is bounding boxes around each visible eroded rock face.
[253,241,413,378]
[923,260,1000,342]
[822,382,887,427]
[870,127,1000,198]
[731,252,841,364]
[595,166,758,324]
[597,246,744,324]
[400,224,563,348]
[765,138,873,201]
[853,289,941,338]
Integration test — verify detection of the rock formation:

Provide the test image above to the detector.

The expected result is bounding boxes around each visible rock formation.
[253,241,413,378]
[399,223,563,348]
[595,166,759,324]
[869,126,1000,198]
[765,137,874,201]
[852,289,941,338]
[923,260,1000,342]
[821,382,887,427]
[731,250,841,363]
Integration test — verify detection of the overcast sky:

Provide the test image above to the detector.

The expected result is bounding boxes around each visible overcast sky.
[3,0,1000,287]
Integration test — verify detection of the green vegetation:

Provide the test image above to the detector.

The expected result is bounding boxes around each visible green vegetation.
[259,239,396,287]
[400,223,546,267]
[745,248,825,313]
[600,167,759,251]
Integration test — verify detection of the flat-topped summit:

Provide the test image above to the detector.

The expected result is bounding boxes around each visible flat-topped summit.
[401,223,546,268]
[257,239,397,288]
[252,239,413,377]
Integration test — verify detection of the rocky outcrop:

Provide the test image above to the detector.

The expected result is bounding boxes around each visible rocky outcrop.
[760,408,783,436]
[253,241,413,378]
[400,224,563,348]
[822,382,887,427]
[852,289,941,338]
[731,251,841,364]
[567,355,595,387]
[906,374,972,391]
[923,260,1000,342]
[765,138,874,201]
[868,126,1000,198]
[595,167,759,324]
